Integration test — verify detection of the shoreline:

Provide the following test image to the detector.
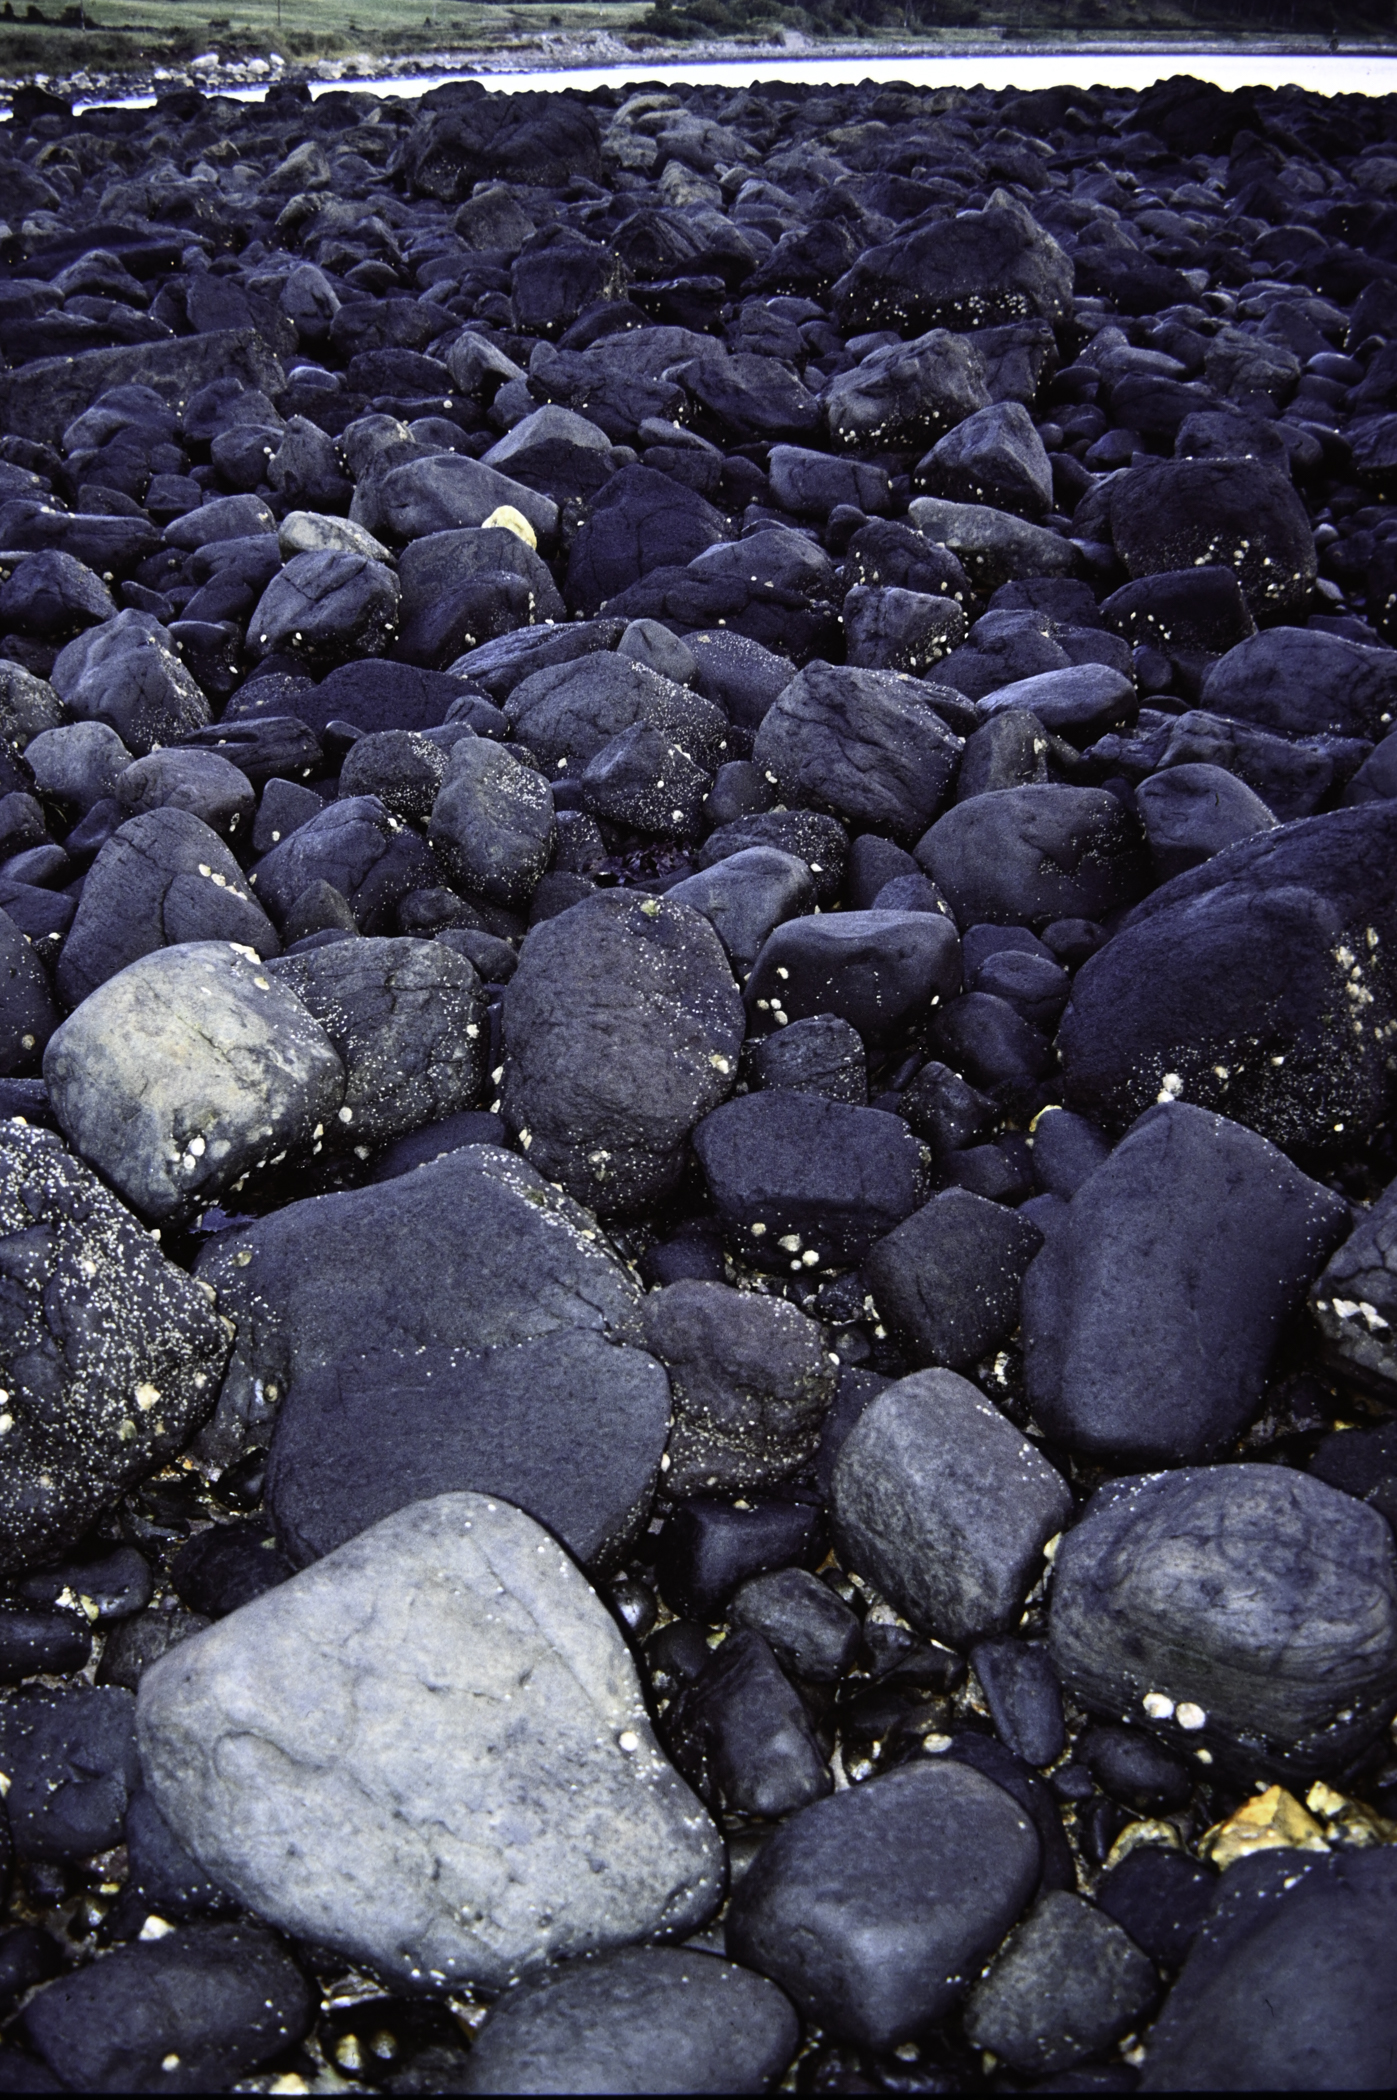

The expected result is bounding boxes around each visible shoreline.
[4,29,1397,115]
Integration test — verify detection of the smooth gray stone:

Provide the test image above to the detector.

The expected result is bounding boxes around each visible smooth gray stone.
[138,1493,724,1993]
[831,1367,1072,1646]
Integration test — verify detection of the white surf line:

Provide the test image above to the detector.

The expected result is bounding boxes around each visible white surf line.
[64,48,1397,115]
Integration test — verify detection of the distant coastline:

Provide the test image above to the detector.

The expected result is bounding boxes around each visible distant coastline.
[3,27,1397,115]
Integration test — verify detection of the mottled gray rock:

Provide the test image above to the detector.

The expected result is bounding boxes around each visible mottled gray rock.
[505,653,727,776]
[250,550,400,664]
[49,608,209,757]
[831,1367,1072,1645]
[1049,1465,1397,1781]
[501,890,744,1216]
[138,1493,723,1992]
[46,942,345,1222]
[1024,1102,1349,1464]
[55,806,280,1010]
[725,1760,1040,2050]
[1135,761,1277,881]
[0,1121,229,1571]
[428,747,554,911]
[270,936,485,1148]
[641,1279,835,1497]
[462,1946,798,2096]
[250,795,438,937]
[193,1143,642,1465]
[25,720,131,814]
[822,327,990,453]
[964,1890,1158,2077]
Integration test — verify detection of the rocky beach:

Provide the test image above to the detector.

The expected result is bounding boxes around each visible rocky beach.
[0,56,1396,2092]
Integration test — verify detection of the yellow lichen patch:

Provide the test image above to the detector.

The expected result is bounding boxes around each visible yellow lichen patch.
[1200,1784,1328,1869]
[1305,1780,1397,1849]
[480,505,537,550]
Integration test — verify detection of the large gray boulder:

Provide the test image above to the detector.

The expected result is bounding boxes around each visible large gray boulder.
[428,738,555,909]
[501,890,744,1216]
[0,1121,230,1570]
[45,942,345,1223]
[137,1493,724,1992]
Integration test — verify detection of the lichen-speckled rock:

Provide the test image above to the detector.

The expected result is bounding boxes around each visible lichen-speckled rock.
[44,942,346,1221]
[0,1121,230,1570]
[137,1493,724,1992]
[501,890,745,1216]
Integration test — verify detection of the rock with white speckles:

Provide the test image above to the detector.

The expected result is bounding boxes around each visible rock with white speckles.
[1311,1169,1397,1394]
[0,1120,230,1571]
[1057,801,1397,1154]
[44,941,345,1222]
[54,805,280,1011]
[269,935,486,1147]
[831,1367,1072,1647]
[1108,457,1317,620]
[501,889,745,1218]
[137,1491,724,1993]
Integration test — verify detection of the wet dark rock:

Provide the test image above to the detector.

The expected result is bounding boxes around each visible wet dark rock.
[730,1567,861,1684]
[194,1144,641,1467]
[747,1011,867,1105]
[964,1890,1158,2078]
[725,1759,1041,2050]
[745,909,961,1049]
[971,1639,1066,1768]
[697,809,847,906]
[752,662,962,841]
[267,1333,669,1576]
[1135,760,1277,880]
[170,1521,293,1619]
[1109,457,1317,619]
[0,1120,228,1568]
[656,1496,821,1622]
[1094,1847,1216,1970]
[1078,1724,1191,1814]
[664,1625,831,1817]
[1139,1850,1397,2091]
[429,738,555,908]
[833,194,1073,339]
[665,848,814,975]
[55,805,279,1009]
[1022,1101,1349,1465]
[916,785,1149,929]
[863,1187,1044,1372]
[694,1088,931,1271]
[24,1920,313,2093]
[1201,624,1397,741]
[252,795,438,936]
[1057,802,1397,1154]
[0,1684,138,1860]
[461,1946,798,2097]
[641,1278,834,1497]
